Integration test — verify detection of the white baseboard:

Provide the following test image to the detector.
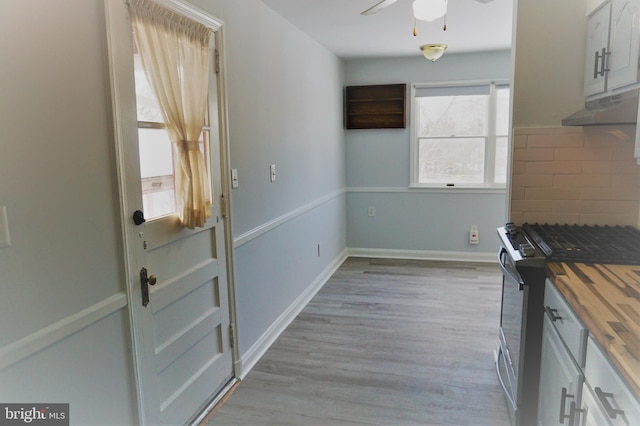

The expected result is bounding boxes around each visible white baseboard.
[346,247,497,264]
[235,249,348,379]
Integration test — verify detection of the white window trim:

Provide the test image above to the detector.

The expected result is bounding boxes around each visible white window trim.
[409,79,509,190]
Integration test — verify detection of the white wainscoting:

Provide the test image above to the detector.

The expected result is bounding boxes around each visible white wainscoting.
[0,293,128,371]
[235,249,348,378]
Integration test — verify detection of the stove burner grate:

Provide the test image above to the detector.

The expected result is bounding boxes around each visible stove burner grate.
[522,223,640,265]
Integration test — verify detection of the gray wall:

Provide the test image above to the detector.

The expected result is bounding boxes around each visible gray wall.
[194,0,347,369]
[0,1,136,423]
[0,0,347,420]
[345,51,511,257]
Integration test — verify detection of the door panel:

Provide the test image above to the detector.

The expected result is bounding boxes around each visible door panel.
[104,1,234,424]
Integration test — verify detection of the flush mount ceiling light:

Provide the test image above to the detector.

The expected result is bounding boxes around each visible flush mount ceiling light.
[419,43,448,61]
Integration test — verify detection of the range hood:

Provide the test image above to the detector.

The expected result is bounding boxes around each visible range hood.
[562,89,639,126]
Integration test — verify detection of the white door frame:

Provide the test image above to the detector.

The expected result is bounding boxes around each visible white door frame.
[103,0,238,423]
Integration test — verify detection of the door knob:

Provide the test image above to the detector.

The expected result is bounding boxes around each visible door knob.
[148,275,157,286]
[133,210,146,226]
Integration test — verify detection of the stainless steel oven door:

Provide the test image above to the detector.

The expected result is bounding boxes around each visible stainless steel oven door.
[497,247,526,412]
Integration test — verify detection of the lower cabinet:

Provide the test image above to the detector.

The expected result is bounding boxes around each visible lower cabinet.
[538,314,584,426]
[580,337,640,426]
[540,280,640,426]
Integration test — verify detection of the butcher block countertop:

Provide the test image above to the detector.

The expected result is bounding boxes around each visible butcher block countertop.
[546,262,640,398]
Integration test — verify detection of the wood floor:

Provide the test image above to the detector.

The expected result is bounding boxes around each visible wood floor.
[205,257,511,425]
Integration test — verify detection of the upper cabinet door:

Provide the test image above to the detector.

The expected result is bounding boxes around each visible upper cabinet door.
[608,0,640,90]
[584,4,612,97]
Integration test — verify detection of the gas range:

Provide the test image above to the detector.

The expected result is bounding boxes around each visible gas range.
[498,222,640,267]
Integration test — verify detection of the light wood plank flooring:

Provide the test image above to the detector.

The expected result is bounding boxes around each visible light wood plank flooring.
[205,257,511,425]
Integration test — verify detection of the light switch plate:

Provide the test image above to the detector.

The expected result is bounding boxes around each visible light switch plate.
[231,169,239,188]
[270,164,276,182]
[0,205,11,249]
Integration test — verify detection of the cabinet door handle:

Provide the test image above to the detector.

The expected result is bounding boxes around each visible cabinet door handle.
[559,387,574,424]
[595,387,625,419]
[600,48,611,75]
[594,50,601,79]
[545,306,562,322]
[568,401,584,425]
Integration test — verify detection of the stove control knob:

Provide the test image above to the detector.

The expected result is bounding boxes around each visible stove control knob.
[519,243,536,258]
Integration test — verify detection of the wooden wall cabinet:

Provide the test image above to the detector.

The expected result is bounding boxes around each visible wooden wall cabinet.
[344,84,406,129]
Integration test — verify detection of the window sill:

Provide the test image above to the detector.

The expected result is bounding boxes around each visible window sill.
[407,185,506,194]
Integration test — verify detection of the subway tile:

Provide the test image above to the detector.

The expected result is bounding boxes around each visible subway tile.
[525,187,581,200]
[526,161,583,174]
[553,174,612,187]
[611,174,640,187]
[579,200,639,214]
[522,212,580,225]
[515,148,555,161]
[581,186,640,201]
[579,213,639,227]
[512,199,553,213]
[552,200,583,213]
[553,147,613,161]
[513,135,528,149]
[509,212,525,225]
[583,160,640,174]
[527,133,584,148]
[511,186,525,200]
[511,174,554,188]
[512,160,527,174]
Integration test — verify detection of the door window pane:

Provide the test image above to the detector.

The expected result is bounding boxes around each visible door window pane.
[133,53,212,221]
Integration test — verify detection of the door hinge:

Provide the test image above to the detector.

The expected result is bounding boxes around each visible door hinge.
[220,193,228,219]
[229,324,235,349]
[214,49,220,75]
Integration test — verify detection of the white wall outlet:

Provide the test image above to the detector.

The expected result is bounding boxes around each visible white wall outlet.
[231,169,239,188]
[368,206,376,217]
[269,164,276,182]
[469,225,479,245]
[0,205,11,249]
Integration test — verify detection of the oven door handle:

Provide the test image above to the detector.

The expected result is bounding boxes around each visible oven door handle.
[498,247,525,291]
[496,345,518,411]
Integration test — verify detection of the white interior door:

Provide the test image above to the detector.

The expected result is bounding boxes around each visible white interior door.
[104,1,234,424]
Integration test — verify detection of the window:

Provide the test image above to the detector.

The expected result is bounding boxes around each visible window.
[410,81,510,188]
[133,50,211,221]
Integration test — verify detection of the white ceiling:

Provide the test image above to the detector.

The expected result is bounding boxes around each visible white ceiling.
[260,0,514,59]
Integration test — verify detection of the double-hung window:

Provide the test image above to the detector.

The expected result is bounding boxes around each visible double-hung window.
[410,81,510,188]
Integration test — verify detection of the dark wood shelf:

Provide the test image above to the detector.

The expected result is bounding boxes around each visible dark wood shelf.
[345,84,406,129]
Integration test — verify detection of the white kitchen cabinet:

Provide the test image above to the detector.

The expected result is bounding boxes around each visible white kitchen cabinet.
[581,337,640,426]
[584,0,640,97]
[580,382,617,426]
[538,314,584,426]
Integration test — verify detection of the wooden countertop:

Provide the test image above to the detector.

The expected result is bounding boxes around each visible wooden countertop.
[546,262,640,398]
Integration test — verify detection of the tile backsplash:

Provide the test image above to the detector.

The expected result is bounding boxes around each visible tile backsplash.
[510,126,640,227]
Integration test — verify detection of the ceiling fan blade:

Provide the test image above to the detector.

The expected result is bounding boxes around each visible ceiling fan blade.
[361,0,401,15]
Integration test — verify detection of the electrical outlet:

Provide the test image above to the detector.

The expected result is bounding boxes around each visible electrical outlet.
[368,206,376,217]
[0,205,11,249]
[469,225,479,245]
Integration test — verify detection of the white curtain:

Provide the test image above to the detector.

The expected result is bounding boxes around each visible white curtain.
[129,0,212,229]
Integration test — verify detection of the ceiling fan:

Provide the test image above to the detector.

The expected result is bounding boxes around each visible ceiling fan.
[361,0,493,19]
[362,0,495,25]
[362,0,494,61]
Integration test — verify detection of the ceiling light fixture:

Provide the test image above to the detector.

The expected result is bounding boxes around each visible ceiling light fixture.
[420,43,448,61]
